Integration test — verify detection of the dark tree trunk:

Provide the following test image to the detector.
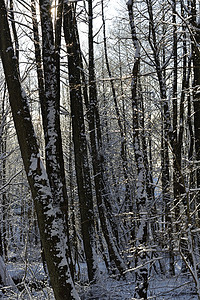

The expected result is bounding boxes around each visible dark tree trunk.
[0,1,79,299]
[127,1,149,298]
[147,0,175,275]
[63,2,98,282]
[190,0,200,224]
[0,87,8,261]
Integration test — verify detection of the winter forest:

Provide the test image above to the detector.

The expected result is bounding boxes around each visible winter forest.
[1,0,200,299]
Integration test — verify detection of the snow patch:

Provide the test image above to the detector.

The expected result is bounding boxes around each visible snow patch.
[126,0,133,5]
[6,46,13,52]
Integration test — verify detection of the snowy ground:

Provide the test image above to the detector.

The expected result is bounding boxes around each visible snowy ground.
[0,258,199,299]
[76,264,198,300]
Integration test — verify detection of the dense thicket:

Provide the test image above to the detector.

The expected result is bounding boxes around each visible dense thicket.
[0,0,200,299]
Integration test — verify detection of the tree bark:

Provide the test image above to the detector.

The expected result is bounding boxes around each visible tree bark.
[147,0,175,275]
[0,2,79,299]
[127,1,149,298]
[190,0,200,225]
[63,2,98,282]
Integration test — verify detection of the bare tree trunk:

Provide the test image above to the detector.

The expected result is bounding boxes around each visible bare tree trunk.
[31,0,74,279]
[0,1,79,299]
[127,1,149,298]
[0,86,8,261]
[147,0,175,275]
[63,2,98,282]
[0,256,16,289]
[190,0,200,224]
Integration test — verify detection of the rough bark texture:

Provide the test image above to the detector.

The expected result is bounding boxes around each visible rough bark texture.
[127,1,149,298]
[63,2,97,282]
[0,2,79,299]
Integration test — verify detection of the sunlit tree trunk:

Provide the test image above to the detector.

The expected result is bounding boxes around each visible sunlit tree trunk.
[31,0,75,278]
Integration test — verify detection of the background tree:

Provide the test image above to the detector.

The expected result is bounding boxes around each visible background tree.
[63,2,98,282]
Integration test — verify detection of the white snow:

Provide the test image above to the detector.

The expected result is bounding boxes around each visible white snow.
[6,47,12,52]
[0,256,17,290]
[126,0,133,5]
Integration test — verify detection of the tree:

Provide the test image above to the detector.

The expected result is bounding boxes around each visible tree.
[190,0,200,223]
[87,0,127,277]
[63,2,98,282]
[0,83,8,261]
[0,1,79,299]
[127,1,149,298]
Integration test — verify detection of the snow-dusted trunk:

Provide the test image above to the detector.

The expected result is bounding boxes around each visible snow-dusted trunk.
[171,0,179,213]
[127,1,149,298]
[0,1,79,299]
[63,2,98,282]
[175,2,188,205]
[38,0,75,277]
[140,86,155,204]
[170,0,186,233]
[38,0,68,217]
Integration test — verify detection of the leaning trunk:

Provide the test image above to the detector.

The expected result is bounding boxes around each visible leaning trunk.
[0,2,79,299]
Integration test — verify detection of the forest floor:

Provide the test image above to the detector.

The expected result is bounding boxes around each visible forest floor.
[0,250,199,299]
[75,261,198,299]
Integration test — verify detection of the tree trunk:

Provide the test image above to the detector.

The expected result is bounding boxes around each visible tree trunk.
[191,0,200,225]
[0,2,79,299]
[127,1,149,298]
[0,86,8,261]
[147,0,175,275]
[63,2,98,282]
